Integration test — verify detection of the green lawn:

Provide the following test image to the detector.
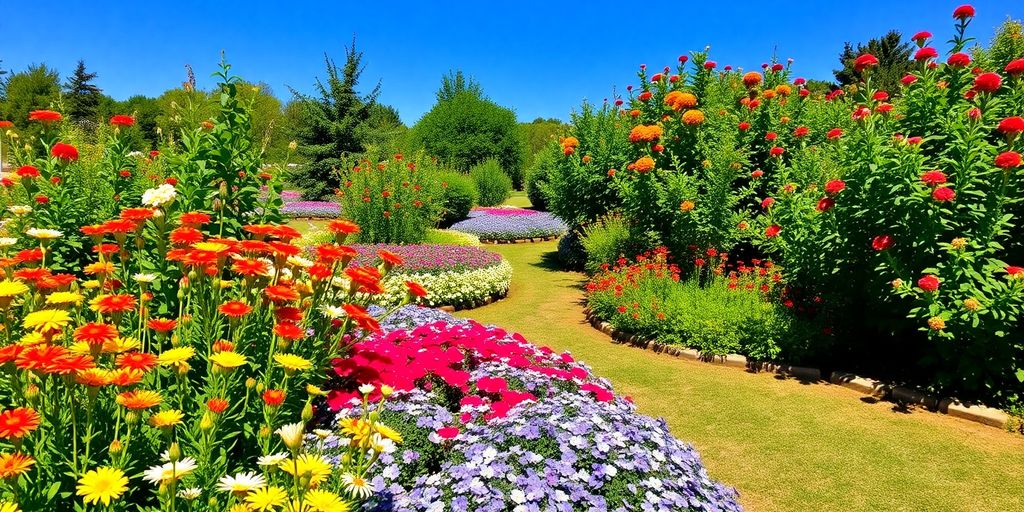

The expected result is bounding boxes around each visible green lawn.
[503,190,532,208]
[456,240,1024,512]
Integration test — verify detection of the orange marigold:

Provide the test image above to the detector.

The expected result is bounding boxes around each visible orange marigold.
[628,125,663,143]
[681,110,705,126]
[0,408,40,439]
[664,91,698,111]
[633,156,656,173]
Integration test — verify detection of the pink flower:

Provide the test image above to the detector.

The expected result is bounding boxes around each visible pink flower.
[436,426,460,440]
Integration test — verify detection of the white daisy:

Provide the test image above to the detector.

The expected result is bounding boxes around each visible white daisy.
[257,452,289,467]
[340,473,373,499]
[216,471,266,495]
[143,457,198,484]
[276,422,305,451]
[25,228,62,240]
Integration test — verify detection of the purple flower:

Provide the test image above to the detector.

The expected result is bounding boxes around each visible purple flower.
[450,209,567,241]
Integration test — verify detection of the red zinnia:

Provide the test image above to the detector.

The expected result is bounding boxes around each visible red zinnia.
[997,117,1024,135]
[872,235,894,251]
[920,170,947,186]
[914,47,938,61]
[824,179,845,196]
[1006,58,1024,76]
[947,53,971,67]
[765,225,781,238]
[952,4,975,20]
[769,147,784,157]
[0,408,40,439]
[932,186,956,202]
[16,166,40,178]
[854,54,879,73]
[28,110,61,123]
[1006,266,1024,277]
[816,197,835,212]
[994,152,1022,169]
[51,142,79,161]
[218,300,253,318]
[109,115,135,127]
[973,73,1002,93]
[273,322,305,340]
[761,197,775,209]
[918,275,940,293]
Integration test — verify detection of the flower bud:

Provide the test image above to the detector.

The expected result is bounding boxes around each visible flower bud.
[301,402,314,423]
[246,377,257,389]
[24,384,39,404]
[168,442,182,462]
[200,412,215,432]
[109,439,123,455]
[258,425,271,439]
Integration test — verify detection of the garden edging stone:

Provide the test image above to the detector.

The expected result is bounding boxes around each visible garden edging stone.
[584,308,1012,431]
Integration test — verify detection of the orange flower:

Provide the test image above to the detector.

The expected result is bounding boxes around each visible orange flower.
[219,301,253,318]
[742,72,762,88]
[628,125,663,143]
[73,323,119,346]
[343,304,380,332]
[0,452,35,479]
[231,258,270,277]
[169,227,204,246]
[681,110,705,126]
[0,408,40,439]
[207,397,229,414]
[378,249,404,268]
[664,91,698,111]
[109,368,144,387]
[75,368,112,387]
[327,220,360,235]
[264,285,299,303]
[119,208,155,222]
[147,318,177,333]
[54,354,95,374]
[16,345,68,373]
[405,281,428,298]
[243,224,277,237]
[273,322,305,340]
[178,212,211,225]
[91,294,137,314]
[271,225,302,241]
[262,389,285,407]
[116,352,157,372]
[315,244,358,264]
[116,389,162,410]
[28,110,62,123]
[633,156,656,173]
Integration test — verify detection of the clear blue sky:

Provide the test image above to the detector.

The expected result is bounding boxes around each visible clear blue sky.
[3,1,1022,124]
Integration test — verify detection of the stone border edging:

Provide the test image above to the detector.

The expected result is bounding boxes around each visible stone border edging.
[583,308,1012,431]
[479,235,561,245]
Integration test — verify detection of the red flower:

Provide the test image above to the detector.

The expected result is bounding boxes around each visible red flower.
[207,398,229,414]
[826,128,844,140]
[911,31,932,43]
[918,275,940,293]
[761,197,775,209]
[437,426,460,440]
[51,142,79,161]
[116,351,157,372]
[262,389,285,407]
[109,115,135,127]
[914,47,938,61]
[16,166,39,178]
[973,73,1002,93]
[703,61,717,70]
[994,151,1022,169]
[765,132,777,141]
[378,249,404,268]
[218,300,253,318]
[0,408,40,439]
[147,318,177,333]
[793,126,809,138]
[824,179,845,196]
[34,195,49,205]
[769,146,784,157]
[342,303,380,332]
[947,53,971,67]
[920,170,947,186]
[998,117,1024,135]
[637,91,652,102]
[1006,58,1024,75]
[751,170,764,178]
[0,121,12,128]
[901,74,918,86]
[179,212,211,225]
[28,110,61,123]
[765,225,781,238]
[738,122,750,131]
[932,186,956,202]
[264,284,299,303]
[327,220,361,235]
[817,197,835,212]
[73,322,119,346]
[405,281,428,298]
[854,54,879,73]
[952,4,975,20]
[273,322,305,340]
[1006,266,1024,277]
[872,235,894,251]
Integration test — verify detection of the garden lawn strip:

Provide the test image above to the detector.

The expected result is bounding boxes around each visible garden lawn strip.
[456,240,1024,512]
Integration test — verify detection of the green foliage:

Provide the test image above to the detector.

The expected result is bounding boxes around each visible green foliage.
[289,45,381,199]
[520,117,567,166]
[424,228,481,246]
[525,140,558,211]
[411,89,527,188]
[1,64,61,133]
[435,169,477,224]
[580,215,636,273]
[834,30,913,93]
[470,159,511,207]
[556,229,587,270]
[336,153,442,244]
[359,103,407,162]
[436,69,483,103]
[63,60,101,128]
[973,19,1024,72]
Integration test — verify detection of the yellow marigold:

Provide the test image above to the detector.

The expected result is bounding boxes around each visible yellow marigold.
[681,109,705,126]
[664,91,698,111]
[76,368,112,387]
[0,280,28,299]
[374,422,403,443]
[158,346,195,366]
[680,200,695,212]
[962,298,981,311]
[193,242,230,253]
[102,337,140,354]
[209,351,247,369]
[775,84,792,96]
[84,261,116,275]
[149,409,184,429]
[82,280,101,290]
[950,237,967,250]
[632,156,656,173]
[45,291,84,306]
[22,309,71,332]
[927,316,946,331]
[274,353,312,373]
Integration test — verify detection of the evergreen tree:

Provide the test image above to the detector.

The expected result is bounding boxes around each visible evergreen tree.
[834,31,913,93]
[1,64,60,130]
[436,70,483,102]
[64,59,102,125]
[0,60,8,101]
[289,41,380,199]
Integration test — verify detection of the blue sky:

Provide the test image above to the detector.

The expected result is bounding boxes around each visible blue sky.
[3,1,1022,124]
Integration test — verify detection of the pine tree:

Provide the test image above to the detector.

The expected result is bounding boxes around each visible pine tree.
[64,59,102,125]
[289,40,380,199]
[834,31,913,94]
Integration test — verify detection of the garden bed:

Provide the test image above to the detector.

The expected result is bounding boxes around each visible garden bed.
[347,244,513,310]
[448,207,567,242]
[323,305,742,511]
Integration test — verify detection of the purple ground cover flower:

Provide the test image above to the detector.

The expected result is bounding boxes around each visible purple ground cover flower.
[449,208,567,241]
[349,244,503,273]
[323,306,742,511]
[281,200,341,218]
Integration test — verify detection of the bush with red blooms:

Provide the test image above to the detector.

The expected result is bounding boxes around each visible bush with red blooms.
[335,152,443,244]
[585,247,819,361]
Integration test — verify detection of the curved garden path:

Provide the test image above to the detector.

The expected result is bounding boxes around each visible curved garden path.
[455,239,1024,512]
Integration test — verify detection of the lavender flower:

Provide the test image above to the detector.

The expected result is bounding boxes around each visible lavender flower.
[281,201,341,218]
[449,208,567,241]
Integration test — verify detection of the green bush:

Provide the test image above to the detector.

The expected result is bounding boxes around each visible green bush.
[525,142,557,211]
[336,153,442,243]
[436,170,477,224]
[424,228,481,246]
[557,229,587,270]
[470,159,512,207]
[580,215,635,273]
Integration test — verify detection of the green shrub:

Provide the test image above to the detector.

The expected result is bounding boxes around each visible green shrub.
[470,159,512,207]
[557,229,587,270]
[436,170,477,224]
[525,143,557,211]
[336,153,442,243]
[580,215,635,273]
[424,228,481,246]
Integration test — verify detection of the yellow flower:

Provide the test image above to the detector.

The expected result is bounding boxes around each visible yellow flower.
[103,337,140,354]
[149,409,185,429]
[274,353,312,373]
[245,485,287,511]
[22,309,71,332]
[76,466,129,506]
[0,500,20,512]
[374,422,403,443]
[278,454,332,488]
[306,384,327,397]
[158,346,196,366]
[0,280,28,299]
[963,298,981,311]
[950,237,967,250]
[305,489,350,512]
[82,280,101,290]
[46,291,85,306]
[209,351,247,369]
[927,316,946,331]
[17,331,45,347]
[193,242,230,253]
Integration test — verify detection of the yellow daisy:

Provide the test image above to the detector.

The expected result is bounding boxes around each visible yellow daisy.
[278,453,332,488]
[0,280,28,299]
[273,353,312,373]
[149,409,184,429]
[46,291,85,306]
[193,242,230,253]
[76,466,129,506]
[158,346,196,366]
[22,309,71,332]
[209,351,247,369]
[0,500,20,512]
[305,489,350,512]
[244,485,287,511]
[16,331,45,347]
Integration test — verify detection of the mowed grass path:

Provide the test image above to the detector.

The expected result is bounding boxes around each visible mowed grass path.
[456,239,1024,511]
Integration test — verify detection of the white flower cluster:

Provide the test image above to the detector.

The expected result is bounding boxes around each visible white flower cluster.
[142,184,177,207]
[375,260,513,309]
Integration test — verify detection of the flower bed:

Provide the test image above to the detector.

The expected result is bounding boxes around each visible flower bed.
[347,244,512,309]
[324,306,741,511]
[281,200,341,218]
[448,207,567,242]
